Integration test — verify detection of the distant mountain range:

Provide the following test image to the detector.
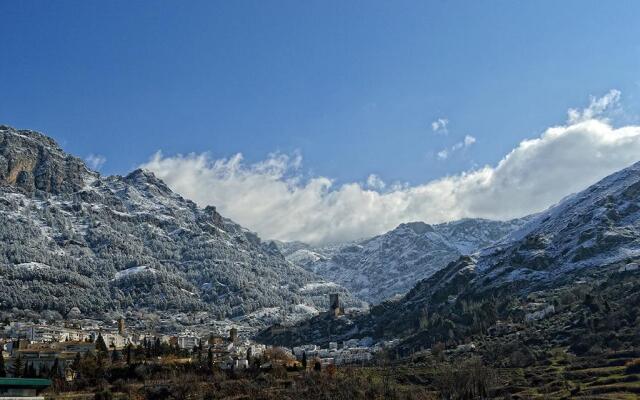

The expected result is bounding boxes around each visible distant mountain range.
[0,125,363,324]
[259,158,640,346]
[274,218,528,304]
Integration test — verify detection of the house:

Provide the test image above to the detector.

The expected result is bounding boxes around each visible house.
[234,359,249,369]
[177,334,200,350]
[64,367,77,382]
[342,339,359,349]
[335,348,373,364]
[0,378,51,399]
[293,344,317,359]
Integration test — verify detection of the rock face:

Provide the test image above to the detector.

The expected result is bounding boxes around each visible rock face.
[279,218,527,304]
[0,126,88,194]
[0,126,363,323]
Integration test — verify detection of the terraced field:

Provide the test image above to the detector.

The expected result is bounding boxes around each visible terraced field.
[363,350,640,399]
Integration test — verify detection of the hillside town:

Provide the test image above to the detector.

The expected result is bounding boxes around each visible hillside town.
[0,294,386,388]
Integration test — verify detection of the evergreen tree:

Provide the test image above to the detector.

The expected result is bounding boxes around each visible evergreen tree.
[145,339,152,358]
[207,347,213,371]
[111,348,121,363]
[95,333,108,354]
[193,345,201,362]
[72,352,81,371]
[12,355,24,377]
[126,344,132,365]
[25,362,37,378]
[50,358,60,378]
[0,350,6,377]
[302,352,307,369]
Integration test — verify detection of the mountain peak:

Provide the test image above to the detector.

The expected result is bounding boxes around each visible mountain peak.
[397,221,434,235]
[123,168,173,195]
[0,125,90,195]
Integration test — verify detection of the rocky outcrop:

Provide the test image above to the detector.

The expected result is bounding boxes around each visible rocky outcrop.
[0,126,89,194]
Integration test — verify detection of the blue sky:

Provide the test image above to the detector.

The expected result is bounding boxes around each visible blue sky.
[3,1,640,243]
[2,1,639,182]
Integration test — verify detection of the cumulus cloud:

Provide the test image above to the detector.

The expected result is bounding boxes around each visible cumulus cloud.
[142,90,640,245]
[85,154,106,170]
[366,174,386,190]
[431,118,449,134]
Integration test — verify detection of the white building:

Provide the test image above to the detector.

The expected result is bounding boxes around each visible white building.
[177,334,201,350]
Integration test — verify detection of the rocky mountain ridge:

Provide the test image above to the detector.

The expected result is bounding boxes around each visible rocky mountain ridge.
[0,125,362,324]
[277,218,528,304]
[259,159,640,346]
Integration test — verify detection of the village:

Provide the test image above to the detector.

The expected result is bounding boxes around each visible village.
[0,294,389,398]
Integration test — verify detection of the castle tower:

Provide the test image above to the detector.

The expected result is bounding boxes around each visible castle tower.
[229,327,238,343]
[329,293,342,317]
[117,318,125,335]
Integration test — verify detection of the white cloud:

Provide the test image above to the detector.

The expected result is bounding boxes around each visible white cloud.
[464,135,476,146]
[85,154,106,170]
[438,134,476,159]
[366,174,386,190]
[567,89,621,124]
[437,149,449,160]
[142,90,640,245]
[431,118,449,134]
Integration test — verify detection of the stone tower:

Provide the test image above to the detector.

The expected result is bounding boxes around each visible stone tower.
[117,318,125,335]
[329,293,342,317]
[229,327,238,343]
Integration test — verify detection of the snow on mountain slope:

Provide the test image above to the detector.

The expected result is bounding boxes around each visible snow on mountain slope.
[470,159,640,290]
[400,159,640,311]
[0,126,363,323]
[260,160,640,347]
[281,219,527,304]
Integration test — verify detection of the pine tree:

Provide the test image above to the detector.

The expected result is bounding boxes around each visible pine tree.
[302,352,307,369]
[0,350,5,377]
[111,348,121,363]
[12,355,24,377]
[95,333,108,354]
[72,352,81,371]
[126,344,132,365]
[50,358,60,378]
[207,347,213,371]
[25,362,37,378]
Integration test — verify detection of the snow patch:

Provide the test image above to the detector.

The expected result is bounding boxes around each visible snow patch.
[114,266,158,280]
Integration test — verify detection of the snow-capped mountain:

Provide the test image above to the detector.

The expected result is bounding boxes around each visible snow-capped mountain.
[355,159,640,338]
[260,160,640,346]
[454,158,640,295]
[0,126,362,323]
[280,219,527,304]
